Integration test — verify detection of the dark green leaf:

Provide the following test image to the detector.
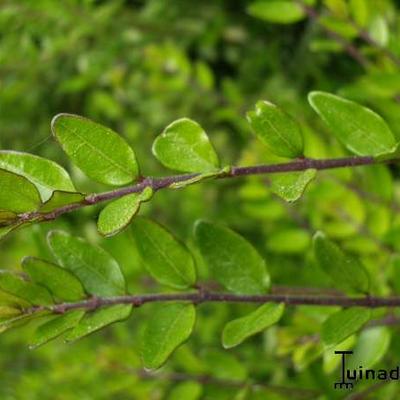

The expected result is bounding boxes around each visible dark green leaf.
[47,230,126,297]
[30,310,85,349]
[247,100,304,158]
[22,257,85,301]
[313,232,370,294]
[222,303,285,348]
[0,151,75,202]
[66,304,132,342]
[51,114,139,185]
[0,169,41,213]
[141,303,196,370]
[321,308,371,347]
[194,220,269,294]
[308,91,397,157]
[0,271,53,305]
[131,217,196,289]
[152,118,219,173]
[248,1,306,24]
[97,187,153,237]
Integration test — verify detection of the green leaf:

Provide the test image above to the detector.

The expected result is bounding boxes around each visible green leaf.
[0,306,21,322]
[194,220,269,294]
[0,271,53,305]
[167,381,202,400]
[0,169,41,213]
[39,191,85,213]
[247,101,304,158]
[51,114,139,185]
[0,223,23,242]
[248,1,305,25]
[131,217,196,289]
[0,151,75,202]
[313,232,370,294]
[270,169,316,202]
[152,118,219,173]
[266,228,310,254]
[30,310,85,349]
[203,349,247,380]
[321,308,371,347]
[141,303,196,370]
[47,230,126,297]
[22,257,85,302]
[0,210,17,226]
[222,303,285,348]
[66,304,132,342]
[308,91,397,157]
[97,187,153,237]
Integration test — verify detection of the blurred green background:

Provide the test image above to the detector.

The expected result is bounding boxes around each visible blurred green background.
[2,0,400,398]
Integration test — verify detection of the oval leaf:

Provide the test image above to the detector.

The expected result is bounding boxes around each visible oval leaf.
[194,220,269,294]
[247,100,304,158]
[66,304,132,342]
[0,169,41,213]
[30,310,85,349]
[97,187,153,237]
[47,230,126,297]
[22,257,85,302]
[51,114,139,185]
[321,308,371,347]
[152,118,220,173]
[248,1,306,24]
[141,303,196,370]
[0,151,75,202]
[131,217,196,289]
[313,232,370,294]
[222,302,285,348]
[308,91,397,157]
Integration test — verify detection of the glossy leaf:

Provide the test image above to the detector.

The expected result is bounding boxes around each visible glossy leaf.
[194,220,269,294]
[308,91,397,157]
[321,308,370,347]
[97,187,153,237]
[131,217,196,289]
[0,151,75,202]
[141,303,196,370]
[0,271,53,305]
[270,169,316,202]
[247,100,304,158]
[51,113,139,185]
[40,191,85,213]
[248,1,305,24]
[47,230,126,297]
[66,304,132,342]
[22,257,85,301]
[30,310,85,349]
[222,303,285,348]
[0,169,41,213]
[313,232,370,294]
[152,118,219,173]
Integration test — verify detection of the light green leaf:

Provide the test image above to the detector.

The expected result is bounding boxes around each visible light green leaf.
[0,151,75,202]
[152,118,219,173]
[347,326,391,369]
[167,381,202,400]
[51,113,139,185]
[97,187,153,237]
[266,228,310,254]
[39,191,85,213]
[194,220,269,294]
[47,230,126,297]
[222,303,285,348]
[308,91,397,156]
[247,101,304,158]
[30,310,85,349]
[22,257,85,302]
[248,1,305,25]
[0,271,53,305]
[321,308,371,347]
[66,304,132,342]
[141,303,196,370]
[169,170,222,189]
[203,349,247,380]
[0,169,41,213]
[270,169,316,202]
[131,217,196,289]
[0,306,21,322]
[313,232,370,293]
